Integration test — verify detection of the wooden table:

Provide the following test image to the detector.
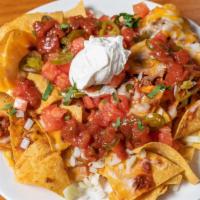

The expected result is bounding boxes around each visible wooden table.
[0,0,200,199]
[0,0,200,25]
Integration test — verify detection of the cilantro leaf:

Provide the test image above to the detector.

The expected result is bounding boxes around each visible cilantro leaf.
[62,83,84,105]
[42,82,54,101]
[113,117,121,129]
[60,23,70,30]
[117,13,141,28]
[147,84,171,99]
[112,92,120,103]
[137,119,144,131]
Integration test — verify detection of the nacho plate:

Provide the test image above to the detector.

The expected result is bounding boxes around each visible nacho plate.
[1,0,200,200]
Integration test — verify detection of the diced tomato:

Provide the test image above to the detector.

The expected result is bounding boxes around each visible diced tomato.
[54,73,70,90]
[133,2,150,18]
[117,95,130,113]
[70,37,85,55]
[42,62,71,90]
[158,126,173,146]
[112,142,128,160]
[41,104,67,132]
[83,96,96,109]
[0,116,10,137]
[109,71,126,88]
[99,15,110,22]
[13,79,41,109]
[132,126,151,148]
[42,62,60,81]
[174,49,190,65]
[102,126,116,144]
[62,119,79,144]
[77,130,91,148]
[165,63,188,86]
[121,27,135,46]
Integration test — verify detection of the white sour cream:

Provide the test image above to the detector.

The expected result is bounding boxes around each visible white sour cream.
[69,36,131,90]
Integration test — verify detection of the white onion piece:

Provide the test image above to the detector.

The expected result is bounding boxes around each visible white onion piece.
[13,98,28,111]
[24,118,34,130]
[20,137,30,149]
[139,150,147,158]
[108,154,121,166]
[183,136,200,144]
[16,110,25,118]
[126,155,136,173]
[137,72,143,81]
[0,136,10,144]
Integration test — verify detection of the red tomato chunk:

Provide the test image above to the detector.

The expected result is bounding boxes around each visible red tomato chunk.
[13,79,41,109]
[40,104,67,132]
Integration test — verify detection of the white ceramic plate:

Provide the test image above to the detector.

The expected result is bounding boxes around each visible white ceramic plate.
[1,0,200,199]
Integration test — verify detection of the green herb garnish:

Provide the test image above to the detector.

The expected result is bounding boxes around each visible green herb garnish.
[112,92,120,103]
[147,84,171,99]
[137,119,144,131]
[113,117,121,129]
[126,84,133,92]
[60,23,70,30]
[116,13,141,28]
[2,103,16,116]
[62,83,84,105]
[42,82,54,101]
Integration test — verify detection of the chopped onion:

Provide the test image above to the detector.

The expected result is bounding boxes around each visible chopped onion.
[39,119,46,128]
[126,155,136,173]
[173,84,178,96]
[13,98,28,112]
[63,184,79,200]
[108,154,121,166]
[74,147,81,158]
[16,110,25,118]
[183,136,200,144]
[137,72,143,81]
[69,156,76,167]
[168,104,177,119]
[20,137,30,149]
[189,101,200,113]
[24,118,34,130]
[0,136,10,144]
[139,150,147,158]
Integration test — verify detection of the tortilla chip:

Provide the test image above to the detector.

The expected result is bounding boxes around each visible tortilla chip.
[136,185,168,200]
[166,174,182,185]
[134,142,199,184]
[179,146,195,161]
[15,139,70,195]
[0,30,35,92]
[9,120,24,161]
[100,151,183,200]
[3,151,15,167]
[64,0,86,18]
[0,144,11,151]
[175,100,200,139]
[61,105,83,122]
[0,12,63,41]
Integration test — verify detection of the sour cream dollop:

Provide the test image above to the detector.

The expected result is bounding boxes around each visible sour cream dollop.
[69,36,131,90]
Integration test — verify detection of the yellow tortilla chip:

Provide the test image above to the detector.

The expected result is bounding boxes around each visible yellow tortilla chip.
[136,186,168,200]
[179,146,195,161]
[61,105,83,122]
[15,139,70,195]
[100,151,183,200]
[0,30,35,92]
[27,73,62,114]
[134,142,199,184]
[175,100,200,139]
[0,12,63,41]
[64,0,86,18]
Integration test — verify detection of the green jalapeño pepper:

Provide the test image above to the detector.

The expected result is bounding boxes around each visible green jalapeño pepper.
[99,21,120,36]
